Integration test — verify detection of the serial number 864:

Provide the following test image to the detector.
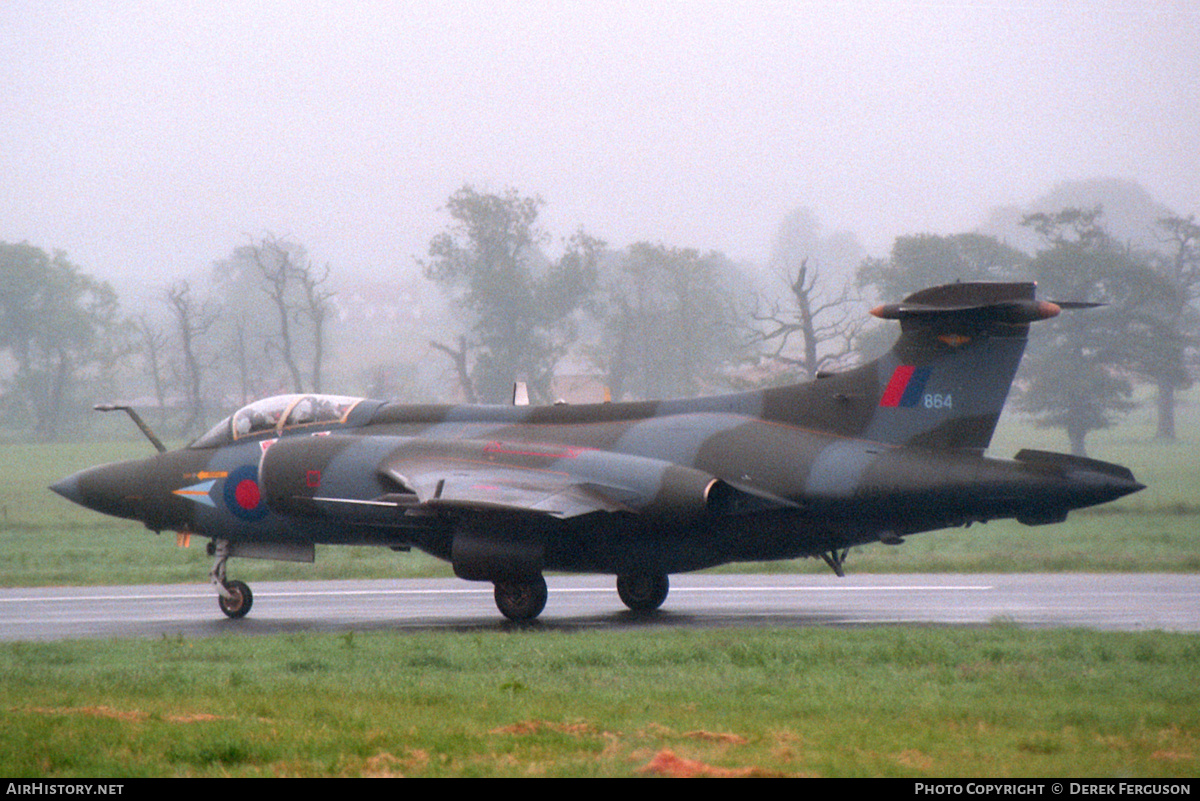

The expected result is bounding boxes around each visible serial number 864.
[924,393,953,409]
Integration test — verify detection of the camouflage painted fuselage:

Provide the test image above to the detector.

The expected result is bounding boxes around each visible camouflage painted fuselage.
[53,282,1143,586]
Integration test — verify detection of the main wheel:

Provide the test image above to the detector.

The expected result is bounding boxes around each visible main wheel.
[218,579,253,619]
[493,576,547,621]
[616,573,669,612]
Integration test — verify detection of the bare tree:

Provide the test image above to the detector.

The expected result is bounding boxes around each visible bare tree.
[229,235,335,394]
[752,258,864,380]
[429,334,478,403]
[751,209,867,382]
[165,281,218,436]
[135,315,169,428]
[296,261,335,393]
[244,237,306,392]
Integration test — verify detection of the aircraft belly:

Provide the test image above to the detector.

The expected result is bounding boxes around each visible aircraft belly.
[536,507,872,574]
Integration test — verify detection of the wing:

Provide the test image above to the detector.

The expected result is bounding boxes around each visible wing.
[378,440,633,518]
[260,434,785,525]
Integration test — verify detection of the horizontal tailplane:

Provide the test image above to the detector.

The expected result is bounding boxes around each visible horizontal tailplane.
[871,282,1061,326]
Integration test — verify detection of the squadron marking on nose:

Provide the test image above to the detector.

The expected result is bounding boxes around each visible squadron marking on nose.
[172,480,217,507]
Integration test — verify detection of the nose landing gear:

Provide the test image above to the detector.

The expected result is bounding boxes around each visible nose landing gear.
[209,539,254,619]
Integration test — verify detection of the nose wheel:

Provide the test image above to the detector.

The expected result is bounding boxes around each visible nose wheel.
[208,539,254,619]
[217,579,253,618]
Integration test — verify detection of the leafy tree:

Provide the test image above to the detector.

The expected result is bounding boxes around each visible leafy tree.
[0,242,124,440]
[984,182,1195,442]
[979,178,1175,257]
[857,232,1029,301]
[1014,208,1171,456]
[591,243,746,400]
[1147,214,1200,440]
[421,186,601,404]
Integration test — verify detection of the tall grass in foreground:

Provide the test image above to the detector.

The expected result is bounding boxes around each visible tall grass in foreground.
[1,626,1197,777]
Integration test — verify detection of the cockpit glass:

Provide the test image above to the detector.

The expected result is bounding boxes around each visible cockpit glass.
[231,395,298,439]
[188,394,365,448]
[188,416,234,449]
[284,395,362,427]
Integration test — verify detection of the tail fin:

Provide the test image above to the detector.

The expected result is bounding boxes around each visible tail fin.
[768,282,1059,452]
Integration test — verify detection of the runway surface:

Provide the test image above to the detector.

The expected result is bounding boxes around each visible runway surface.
[1,573,1198,641]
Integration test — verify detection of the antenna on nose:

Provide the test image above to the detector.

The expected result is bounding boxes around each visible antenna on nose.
[94,403,168,453]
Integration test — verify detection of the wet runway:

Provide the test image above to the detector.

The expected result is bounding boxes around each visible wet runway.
[1,573,1197,641]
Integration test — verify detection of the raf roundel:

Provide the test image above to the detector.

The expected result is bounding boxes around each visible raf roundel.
[223,464,268,521]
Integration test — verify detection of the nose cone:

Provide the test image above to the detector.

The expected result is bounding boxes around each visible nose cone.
[50,459,154,522]
[49,473,82,505]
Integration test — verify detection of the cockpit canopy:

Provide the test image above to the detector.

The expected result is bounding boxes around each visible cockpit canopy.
[189,394,365,448]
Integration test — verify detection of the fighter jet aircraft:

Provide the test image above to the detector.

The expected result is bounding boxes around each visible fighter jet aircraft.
[51,281,1143,621]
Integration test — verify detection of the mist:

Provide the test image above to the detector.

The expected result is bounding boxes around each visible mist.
[4,1,1197,302]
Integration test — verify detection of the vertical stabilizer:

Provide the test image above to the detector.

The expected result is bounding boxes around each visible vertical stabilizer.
[767,282,1059,451]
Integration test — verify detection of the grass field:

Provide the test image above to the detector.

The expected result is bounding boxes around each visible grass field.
[2,626,1198,777]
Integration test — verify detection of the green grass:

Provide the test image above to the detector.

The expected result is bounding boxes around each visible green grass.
[1,626,1197,777]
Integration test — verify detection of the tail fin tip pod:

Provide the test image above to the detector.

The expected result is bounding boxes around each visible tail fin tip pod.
[870,282,1062,325]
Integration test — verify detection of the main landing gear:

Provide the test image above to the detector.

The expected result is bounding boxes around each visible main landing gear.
[820,548,850,578]
[491,572,673,621]
[617,573,669,613]
[493,575,547,621]
[209,539,253,619]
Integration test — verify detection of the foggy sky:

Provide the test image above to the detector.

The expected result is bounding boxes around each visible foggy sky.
[3,1,1198,302]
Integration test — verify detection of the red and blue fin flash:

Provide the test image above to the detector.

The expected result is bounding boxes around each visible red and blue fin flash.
[879,365,933,408]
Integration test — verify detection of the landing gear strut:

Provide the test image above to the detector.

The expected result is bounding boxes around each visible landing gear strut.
[616,573,669,612]
[209,539,253,619]
[820,548,850,578]
[493,575,547,621]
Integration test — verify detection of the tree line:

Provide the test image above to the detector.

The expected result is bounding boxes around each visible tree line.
[2,183,1196,457]
[1,235,334,441]
[854,208,1199,455]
